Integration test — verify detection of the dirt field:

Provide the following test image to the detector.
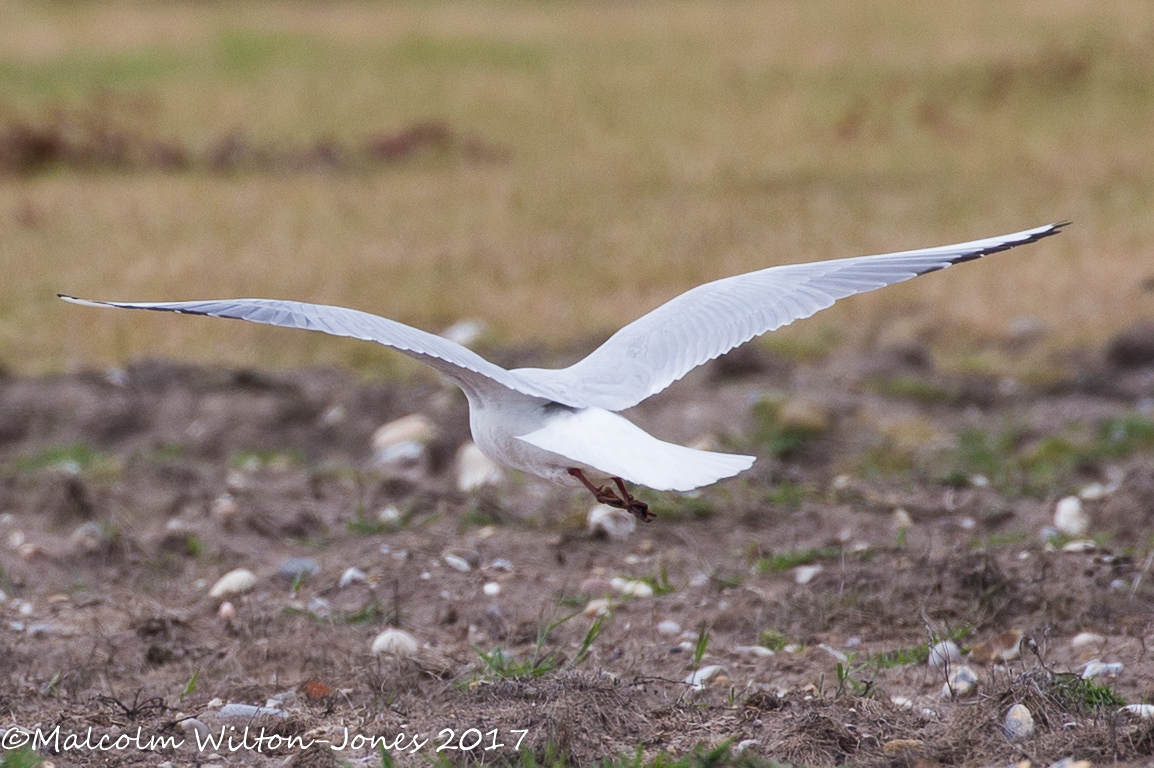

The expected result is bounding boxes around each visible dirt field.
[3,331,1154,767]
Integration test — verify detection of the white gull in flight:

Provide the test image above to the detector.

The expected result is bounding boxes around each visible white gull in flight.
[61,222,1066,521]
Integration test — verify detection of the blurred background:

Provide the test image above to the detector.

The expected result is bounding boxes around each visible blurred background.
[1,0,1151,377]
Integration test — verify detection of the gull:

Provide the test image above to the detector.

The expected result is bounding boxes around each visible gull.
[61,222,1065,521]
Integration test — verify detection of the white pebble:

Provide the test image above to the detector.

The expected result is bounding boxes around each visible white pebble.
[892,508,913,529]
[444,554,472,572]
[1079,482,1108,501]
[819,643,848,663]
[456,442,504,492]
[656,620,681,636]
[734,645,775,657]
[1054,496,1089,536]
[890,696,913,710]
[1071,632,1105,649]
[1120,704,1154,719]
[7,530,25,549]
[1046,759,1091,768]
[928,640,961,669]
[339,567,367,588]
[370,628,420,657]
[587,505,636,541]
[1061,540,1097,553]
[441,319,487,347]
[684,664,728,691]
[371,414,434,464]
[483,582,501,596]
[1082,660,1123,680]
[377,506,402,525]
[584,598,612,617]
[216,703,286,720]
[611,578,654,598]
[179,718,211,742]
[940,665,979,699]
[69,521,104,552]
[209,569,257,598]
[307,597,331,619]
[218,602,236,620]
[1004,703,1035,742]
[794,565,823,585]
[211,494,239,523]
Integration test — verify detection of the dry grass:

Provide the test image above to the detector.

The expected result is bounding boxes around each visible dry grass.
[1,0,1152,374]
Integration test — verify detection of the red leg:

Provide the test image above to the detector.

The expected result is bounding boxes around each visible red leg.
[567,468,626,508]
[611,476,653,523]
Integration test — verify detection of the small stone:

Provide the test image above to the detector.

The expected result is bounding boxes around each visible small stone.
[1079,482,1108,501]
[588,505,636,541]
[444,554,472,572]
[69,521,105,552]
[483,582,501,597]
[928,640,961,669]
[890,696,914,710]
[940,665,979,699]
[216,703,286,720]
[1054,496,1089,536]
[209,569,257,598]
[490,558,513,572]
[734,645,775,657]
[583,598,612,617]
[17,543,41,561]
[1071,632,1105,649]
[1082,660,1123,680]
[7,530,24,549]
[339,567,367,588]
[218,602,236,620]
[610,578,654,598]
[372,415,434,465]
[277,557,319,584]
[307,597,331,619]
[441,319,487,347]
[1061,540,1096,553]
[179,718,211,743]
[1004,703,1035,742]
[377,505,403,526]
[211,494,239,524]
[657,620,681,636]
[819,643,848,663]
[370,628,420,657]
[1120,704,1154,718]
[684,664,728,691]
[456,442,504,492]
[1045,759,1091,768]
[892,508,913,530]
[794,565,823,585]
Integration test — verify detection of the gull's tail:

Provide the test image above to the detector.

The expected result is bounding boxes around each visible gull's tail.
[516,407,754,492]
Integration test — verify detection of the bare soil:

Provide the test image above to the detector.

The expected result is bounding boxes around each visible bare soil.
[2,340,1154,767]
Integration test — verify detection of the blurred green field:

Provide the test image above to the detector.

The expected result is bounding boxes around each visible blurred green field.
[1,0,1152,376]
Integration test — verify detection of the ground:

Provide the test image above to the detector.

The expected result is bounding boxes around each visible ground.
[3,334,1154,767]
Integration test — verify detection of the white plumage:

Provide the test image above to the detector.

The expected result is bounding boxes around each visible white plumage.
[61,222,1065,519]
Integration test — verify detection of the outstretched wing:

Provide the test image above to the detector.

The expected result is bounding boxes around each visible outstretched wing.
[515,222,1066,412]
[57,295,581,405]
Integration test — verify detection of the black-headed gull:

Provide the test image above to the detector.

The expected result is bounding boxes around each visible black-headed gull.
[61,222,1065,521]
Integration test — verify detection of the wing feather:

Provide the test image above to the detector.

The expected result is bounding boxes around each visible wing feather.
[57,296,580,405]
[515,222,1066,411]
